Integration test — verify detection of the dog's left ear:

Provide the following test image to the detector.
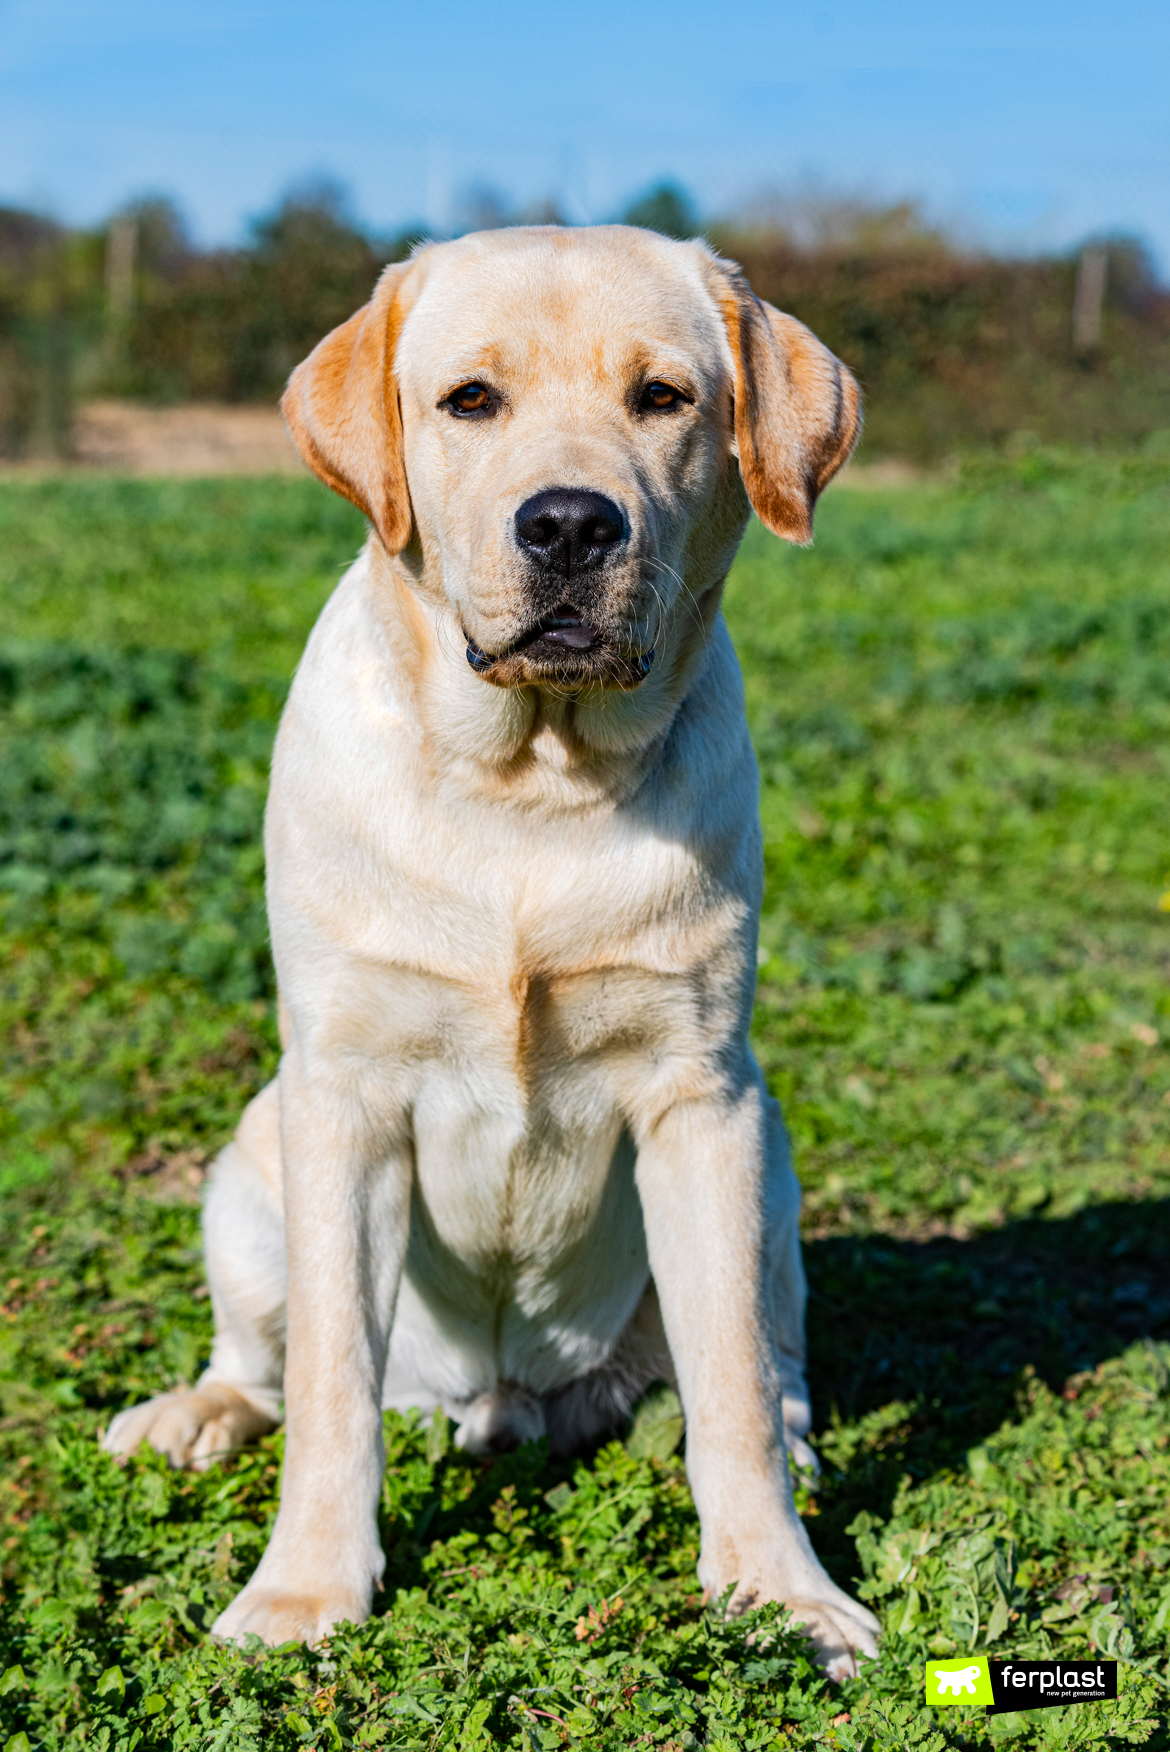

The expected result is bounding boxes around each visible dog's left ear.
[708,254,862,546]
[281,256,423,554]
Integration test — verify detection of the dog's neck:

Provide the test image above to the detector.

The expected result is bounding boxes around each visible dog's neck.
[365,539,724,813]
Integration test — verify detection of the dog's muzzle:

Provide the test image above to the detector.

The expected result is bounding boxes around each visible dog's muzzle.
[465,486,654,685]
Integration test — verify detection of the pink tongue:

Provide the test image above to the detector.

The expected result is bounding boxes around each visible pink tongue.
[544,624,596,650]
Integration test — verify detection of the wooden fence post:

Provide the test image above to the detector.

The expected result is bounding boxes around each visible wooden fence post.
[1073,244,1107,354]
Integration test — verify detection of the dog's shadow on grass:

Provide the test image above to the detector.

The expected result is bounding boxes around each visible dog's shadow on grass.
[802,1196,1170,1575]
[373,1200,1169,1607]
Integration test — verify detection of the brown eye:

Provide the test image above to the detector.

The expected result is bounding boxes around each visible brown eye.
[446,382,493,416]
[641,380,686,412]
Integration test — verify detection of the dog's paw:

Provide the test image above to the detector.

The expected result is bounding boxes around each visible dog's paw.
[212,1583,368,1647]
[714,1558,880,1681]
[776,1595,880,1682]
[782,1394,820,1475]
[452,1386,546,1454]
[102,1384,276,1471]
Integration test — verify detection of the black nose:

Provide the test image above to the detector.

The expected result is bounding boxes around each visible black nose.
[514,488,626,574]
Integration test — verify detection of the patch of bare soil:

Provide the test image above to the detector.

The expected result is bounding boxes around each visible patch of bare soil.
[831,456,927,489]
[77,400,305,476]
[1,400,927,486]
[2,400,305,478]
[117,1144,209,1204]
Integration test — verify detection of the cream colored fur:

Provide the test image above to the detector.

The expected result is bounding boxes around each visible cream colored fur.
[102,225,877,1678]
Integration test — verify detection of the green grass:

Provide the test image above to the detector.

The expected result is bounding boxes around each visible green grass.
[0,455,1168,1749]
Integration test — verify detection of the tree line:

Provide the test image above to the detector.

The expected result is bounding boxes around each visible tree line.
[1,180,1167,462]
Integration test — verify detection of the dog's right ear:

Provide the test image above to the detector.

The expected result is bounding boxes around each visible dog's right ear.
[281,257,420,555]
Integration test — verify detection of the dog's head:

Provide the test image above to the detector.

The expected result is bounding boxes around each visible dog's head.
[283,226,859,694]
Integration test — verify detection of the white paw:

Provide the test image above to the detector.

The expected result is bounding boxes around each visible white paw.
[779,1595,880,1682]
[212,1582,368,1647]
[102,1383,276,1470]
[782,1394,821,1476]
[452,1385,546,1453]
[711,1551,880,1680]
[786,1429,821,1474]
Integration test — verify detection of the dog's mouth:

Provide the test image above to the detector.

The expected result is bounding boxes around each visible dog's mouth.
[465,603,654,688]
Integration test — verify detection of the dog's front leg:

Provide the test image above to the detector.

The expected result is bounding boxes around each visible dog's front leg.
[212,1053,409,1647]
[635,1068,879,1680]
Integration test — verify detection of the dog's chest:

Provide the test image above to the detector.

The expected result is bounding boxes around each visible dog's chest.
[326,869,736,1270]
[267,596,757,1269]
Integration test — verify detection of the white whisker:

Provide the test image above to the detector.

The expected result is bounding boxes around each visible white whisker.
[641,555,711,662]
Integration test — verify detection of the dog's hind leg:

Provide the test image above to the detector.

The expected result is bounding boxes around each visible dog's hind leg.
[103,1079,286,1470]
[542,1280,676,1456]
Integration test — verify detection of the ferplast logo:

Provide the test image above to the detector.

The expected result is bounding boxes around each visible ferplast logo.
[987,1660,1118,1713]
[925,1656,995,1706]
[925,1656,1120,1713]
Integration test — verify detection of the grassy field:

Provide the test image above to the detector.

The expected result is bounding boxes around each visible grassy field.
[0,454,1168,1749]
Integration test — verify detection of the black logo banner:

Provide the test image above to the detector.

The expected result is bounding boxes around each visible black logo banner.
[989,1659,1118,1713]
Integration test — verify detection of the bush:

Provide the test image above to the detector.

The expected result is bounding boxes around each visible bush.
[2,187,1169,461]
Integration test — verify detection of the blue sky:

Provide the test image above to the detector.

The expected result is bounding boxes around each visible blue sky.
[2,0,1168,266]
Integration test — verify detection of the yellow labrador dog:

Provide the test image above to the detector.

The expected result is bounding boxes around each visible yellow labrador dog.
[104,224,878,1677]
